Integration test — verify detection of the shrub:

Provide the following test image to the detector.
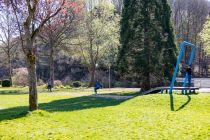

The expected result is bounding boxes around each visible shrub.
[37,79,45,86]
[40,84,47,89]
[72,81,81,87]
[2,79,11,87]
[54,80,62,87]
[114,81,121,87]
[62,76,72,86]
[54,86,59,89]
[114,81,138,88]
[65,85,72,89]
[12,68,28,86]
[60,85,65,88]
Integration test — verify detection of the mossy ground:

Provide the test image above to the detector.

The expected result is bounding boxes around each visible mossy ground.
[0,88,209,140]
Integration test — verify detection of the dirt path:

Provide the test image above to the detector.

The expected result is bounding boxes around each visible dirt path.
[41,92,90,96]
[91,94,134,100]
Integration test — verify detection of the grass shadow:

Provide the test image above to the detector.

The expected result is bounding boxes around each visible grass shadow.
[40,96,128,112]
[0,90,28,95]
[0,106,28,121]
[0,96,131,121]
[176,95,191,111]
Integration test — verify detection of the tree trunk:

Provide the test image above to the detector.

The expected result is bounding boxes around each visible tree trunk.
[185,11,191,63]
[27,59,38,111]
[8,54,12,86]
[142,71,150,91]
[26,48,38,111]
[89,65,96,87]
[142,2,150,91]
[142,47,151,91]
[49,45,54,87]
[88,34,96,87]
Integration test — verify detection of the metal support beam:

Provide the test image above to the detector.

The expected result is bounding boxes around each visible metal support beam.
[169,41,196,94]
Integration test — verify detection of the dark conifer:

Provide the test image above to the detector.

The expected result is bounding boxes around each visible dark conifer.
[118,0,177,91]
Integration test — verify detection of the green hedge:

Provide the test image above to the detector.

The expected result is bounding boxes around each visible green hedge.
[2,80,11,87]
[72,81,81,87]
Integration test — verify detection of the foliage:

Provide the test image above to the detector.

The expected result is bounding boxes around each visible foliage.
[71,1,120,86]
[118,0,177,90]
[0,4,18,84]
[114,81,138,88]
[54,80,63,87]
[39,0,83,86]
[1,0,70,111]
[2,79,11,87]
[72,81,82,87]
[200,17,210,55]
[12,68,28,87]
[171,0,210,77]
[172,0,209,44]
[0,92,209,139]
[37,79,45,86]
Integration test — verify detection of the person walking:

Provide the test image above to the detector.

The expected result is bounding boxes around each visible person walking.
[47,79,52,92]
[94,80,102,95]
[186,64,192,87]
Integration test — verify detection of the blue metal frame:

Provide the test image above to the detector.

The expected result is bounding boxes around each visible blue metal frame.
[169,41,196,94]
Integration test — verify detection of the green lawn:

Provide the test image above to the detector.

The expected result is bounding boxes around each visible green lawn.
[0,87,140,96]
[0,90,209,140]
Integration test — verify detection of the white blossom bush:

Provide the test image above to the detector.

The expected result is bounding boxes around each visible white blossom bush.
[12,68,28,87]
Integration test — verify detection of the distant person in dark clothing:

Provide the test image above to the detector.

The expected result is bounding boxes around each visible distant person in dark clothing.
[94,80,102,95]
[186,64,192,87]
[47,79,52,92]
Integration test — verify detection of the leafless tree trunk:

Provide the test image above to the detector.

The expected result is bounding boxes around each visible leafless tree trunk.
[8,0,65,111]
[49,42,55,87]
[8,53,12,85]
[26,54,38,110]
[89,65,96,87]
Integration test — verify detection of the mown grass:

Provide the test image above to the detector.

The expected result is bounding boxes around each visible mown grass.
[0,87,140,96]
[0,91,209,140]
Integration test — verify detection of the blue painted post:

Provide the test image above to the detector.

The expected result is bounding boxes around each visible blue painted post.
[169,42,185,94]
[182,43,196,94]
[169,41,196,111]
[170,41,196,95]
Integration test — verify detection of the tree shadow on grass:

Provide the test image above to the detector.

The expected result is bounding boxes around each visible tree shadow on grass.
[0,106,28,121]
[0,90,28,95]
[0,96,131,121]
[176,95,191,111]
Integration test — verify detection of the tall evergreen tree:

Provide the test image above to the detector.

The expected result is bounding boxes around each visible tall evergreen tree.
[118,0,177,91]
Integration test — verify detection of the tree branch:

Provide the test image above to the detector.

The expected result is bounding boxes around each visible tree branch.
[31,0,66,40]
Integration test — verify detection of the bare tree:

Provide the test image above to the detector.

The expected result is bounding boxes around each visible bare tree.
[1,0,66,111]
[0,4,17,85]
[173,0,209,44]
[172,0,209,76]
[39,1,82,86]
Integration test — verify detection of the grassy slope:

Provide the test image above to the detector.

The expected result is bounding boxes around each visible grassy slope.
[0,92,209,140]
